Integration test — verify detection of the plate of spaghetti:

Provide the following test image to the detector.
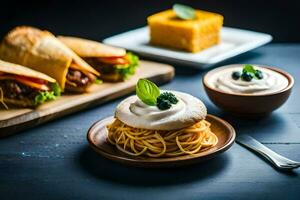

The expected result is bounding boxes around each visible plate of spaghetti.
[87,79,235,167]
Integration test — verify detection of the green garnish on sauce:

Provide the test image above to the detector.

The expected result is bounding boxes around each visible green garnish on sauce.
[173,4,196,20]
[243,64,257,77]
[157,92,178,110]
[136,79,178,110]
[232,64,264,82]
[136,79,160,106]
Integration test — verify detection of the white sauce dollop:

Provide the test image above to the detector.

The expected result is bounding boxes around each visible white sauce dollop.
[115,91,207,130]
[208,66,289,95]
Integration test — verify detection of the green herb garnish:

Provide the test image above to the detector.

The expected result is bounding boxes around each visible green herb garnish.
[136,79,160,106]
[243,64,257,76]
[157,92,178,110]
[173,4,196,20]
[236,64,263,81]
[136,79,178,110]
[157,99,172,110]
[157,92,178,104]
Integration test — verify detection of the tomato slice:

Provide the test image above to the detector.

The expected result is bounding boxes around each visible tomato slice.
[0,75,49,91]
[18,76,48,85]
[97,56,129,65]
[16,76,49,90]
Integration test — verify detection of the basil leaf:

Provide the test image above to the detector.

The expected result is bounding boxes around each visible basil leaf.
[173,4,196,20]
[243,64,256,74]
[243,64,258,79]
[136,79,160,106]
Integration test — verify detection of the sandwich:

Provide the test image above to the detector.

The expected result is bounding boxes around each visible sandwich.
[0,59,60,108]
[0,26,100,93]
[58,36,139,82]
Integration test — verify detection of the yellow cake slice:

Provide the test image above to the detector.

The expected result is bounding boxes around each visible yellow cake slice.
[147,9,224,53]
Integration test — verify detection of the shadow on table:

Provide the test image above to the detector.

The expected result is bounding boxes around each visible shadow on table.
[217,111,285,137]
[77,146,230,186]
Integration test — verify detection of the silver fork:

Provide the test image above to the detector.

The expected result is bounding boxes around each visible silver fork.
[236,135,300,170]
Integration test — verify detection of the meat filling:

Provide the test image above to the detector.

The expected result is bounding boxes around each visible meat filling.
[66,69,95,87]
[84,58,116,74]
[0,80,39,100]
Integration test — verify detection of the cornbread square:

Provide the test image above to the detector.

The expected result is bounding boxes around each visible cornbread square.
[147,10,224,53]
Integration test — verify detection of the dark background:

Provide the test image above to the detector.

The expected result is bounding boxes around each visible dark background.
[1,1,300,200]
[1,0,300,42]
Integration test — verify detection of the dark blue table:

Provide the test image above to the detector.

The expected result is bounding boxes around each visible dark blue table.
[0,44,299,200]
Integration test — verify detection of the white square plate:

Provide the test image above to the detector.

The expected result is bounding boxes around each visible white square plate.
[103,26,272,68]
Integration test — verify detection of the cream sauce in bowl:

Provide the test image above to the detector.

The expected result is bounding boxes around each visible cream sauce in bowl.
[207,65,289,95]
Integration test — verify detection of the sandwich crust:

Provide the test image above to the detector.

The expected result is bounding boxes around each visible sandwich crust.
[64,84,90,93]
[0,59,58,108]
[58,36,126,58]
[0,26,99,90]
[3,98,36,108]
[0,59,56,83]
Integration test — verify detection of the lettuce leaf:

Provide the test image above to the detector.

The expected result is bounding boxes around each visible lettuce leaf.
[94,78,103,84]
[34,82,61,105]
[34,91,56,105]
[51,82,62,96]
[115,52,139,80]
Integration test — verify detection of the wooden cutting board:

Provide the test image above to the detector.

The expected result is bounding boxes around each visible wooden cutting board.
[0,60,174,137]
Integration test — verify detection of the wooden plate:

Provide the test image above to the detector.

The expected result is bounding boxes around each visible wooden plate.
[87,114,236,167]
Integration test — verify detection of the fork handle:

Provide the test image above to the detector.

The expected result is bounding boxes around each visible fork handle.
[236,135,287,168]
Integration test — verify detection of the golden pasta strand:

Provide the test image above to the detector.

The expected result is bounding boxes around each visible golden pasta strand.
[107,119,218,157]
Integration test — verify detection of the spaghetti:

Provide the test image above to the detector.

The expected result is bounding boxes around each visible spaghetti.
[107,119,218,157]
